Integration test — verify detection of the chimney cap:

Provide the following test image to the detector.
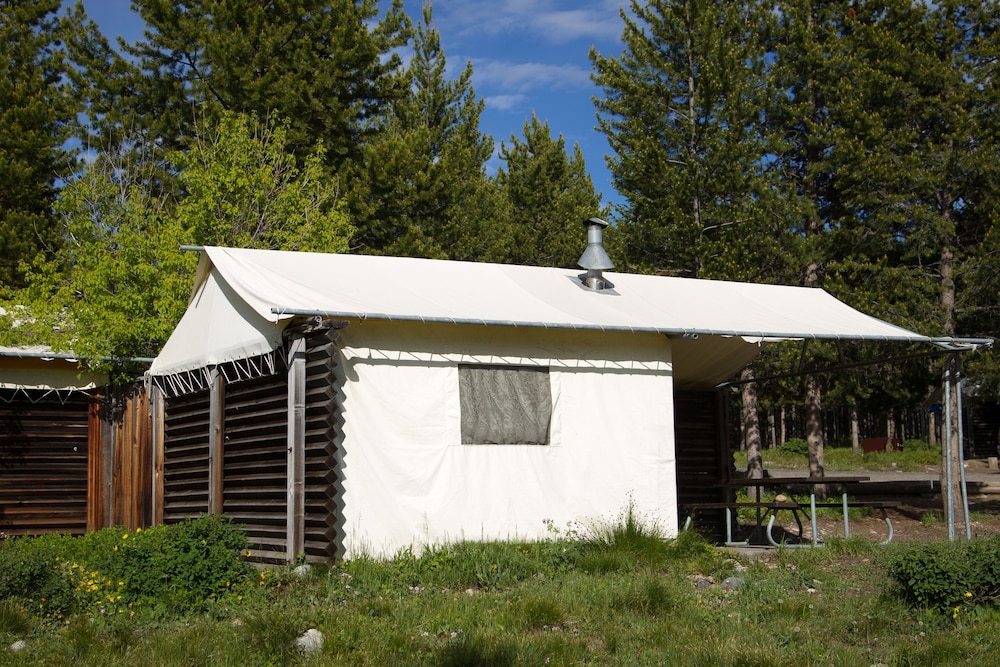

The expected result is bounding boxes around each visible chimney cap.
[578,216,614,272]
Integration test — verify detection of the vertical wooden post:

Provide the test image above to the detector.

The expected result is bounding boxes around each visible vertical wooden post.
[286,336,307,563]
[150,383,165,526]
[136,388,152,528]
[120,396,135,529]
[208,369,225,515]
[102,412,115,528]
[87,393,104,532]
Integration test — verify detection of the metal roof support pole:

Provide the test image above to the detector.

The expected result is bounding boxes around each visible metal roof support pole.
[956,354,972,541]
[285,335,307,564]
[944,362,955,541]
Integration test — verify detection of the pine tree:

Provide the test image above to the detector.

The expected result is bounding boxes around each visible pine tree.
[75,0,409,169]
[591,0,787,483]
[829,0,1000,534]
[591,0,785,281]
[347,1,496,259]
[493,115,605,267]
[0,0,86,288]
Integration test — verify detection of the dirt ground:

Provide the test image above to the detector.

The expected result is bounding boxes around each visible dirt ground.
[819,503,1000,544]
[803,458,1000,544]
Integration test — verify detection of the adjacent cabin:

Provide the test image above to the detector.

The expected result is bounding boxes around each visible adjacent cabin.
[0,347,152,536]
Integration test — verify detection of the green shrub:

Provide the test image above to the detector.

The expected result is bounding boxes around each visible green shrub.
[886,536,1000,613]
[778,438,809,455]
[0,533,79,619]
[903,438,934,451]
[0,515,253,620]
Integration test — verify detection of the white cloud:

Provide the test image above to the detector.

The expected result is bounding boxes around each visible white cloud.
[475,60,592,94]
[484,94,527,111]
[435,0,624,45]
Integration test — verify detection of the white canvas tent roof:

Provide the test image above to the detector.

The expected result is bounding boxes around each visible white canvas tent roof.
[0,345,105,392]
[150,246,989,388]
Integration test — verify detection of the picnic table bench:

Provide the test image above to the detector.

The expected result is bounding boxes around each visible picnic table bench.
[680,501,805,547]
[681,477,900,547]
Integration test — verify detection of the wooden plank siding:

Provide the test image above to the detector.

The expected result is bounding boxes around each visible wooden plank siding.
[112,387,153,530]
[674,389,730,542]
[222,372,289,564]
[302,326,342,562]
[162,388,212,522]
[157,325,346,564]
[0,391,90,535]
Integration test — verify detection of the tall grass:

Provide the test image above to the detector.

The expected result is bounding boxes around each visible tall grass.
[3,509,1000,665]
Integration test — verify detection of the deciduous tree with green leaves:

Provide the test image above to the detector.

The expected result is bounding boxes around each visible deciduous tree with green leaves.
[0,143,195,374]
[1,111,356,376]
[171,111,354,252]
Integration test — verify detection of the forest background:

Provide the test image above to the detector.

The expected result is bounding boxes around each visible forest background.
[3,0,1000,464]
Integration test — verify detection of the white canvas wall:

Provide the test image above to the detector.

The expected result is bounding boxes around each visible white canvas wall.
[335,322,677,558]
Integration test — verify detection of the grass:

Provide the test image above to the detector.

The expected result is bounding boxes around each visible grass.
[4,508,1000,665]
[734,443,943,473]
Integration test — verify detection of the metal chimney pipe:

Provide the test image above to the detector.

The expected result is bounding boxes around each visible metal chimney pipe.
[577,217,614,290]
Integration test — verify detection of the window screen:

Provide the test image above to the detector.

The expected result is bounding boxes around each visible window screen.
[459,364,551,445]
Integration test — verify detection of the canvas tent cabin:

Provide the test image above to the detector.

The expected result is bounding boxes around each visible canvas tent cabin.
[146,244,974,563]
[0,346,154,536]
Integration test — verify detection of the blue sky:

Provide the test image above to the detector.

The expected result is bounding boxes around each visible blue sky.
[81,0,628,210]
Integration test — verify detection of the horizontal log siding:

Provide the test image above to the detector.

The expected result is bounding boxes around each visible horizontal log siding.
[303,326,341,562]
[223,372,289,564]
[674,389,727,542]
[0,391,90,535]
[162,388,212,522]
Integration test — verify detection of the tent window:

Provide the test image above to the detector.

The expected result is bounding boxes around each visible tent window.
[459,364,551,445]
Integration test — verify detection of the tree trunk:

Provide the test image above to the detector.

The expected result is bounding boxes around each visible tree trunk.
[804,373,826,497]
[779,405,787,446]
[742,366,763,479]
[767,409,776,450]
[850,404,860,456]
[886,412,897,453]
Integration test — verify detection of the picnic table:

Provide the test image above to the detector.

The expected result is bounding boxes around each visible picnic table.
[681,475,898,548]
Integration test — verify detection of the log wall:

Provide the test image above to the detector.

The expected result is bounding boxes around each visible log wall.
[0,391,90,535]
[674,388,729,542]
